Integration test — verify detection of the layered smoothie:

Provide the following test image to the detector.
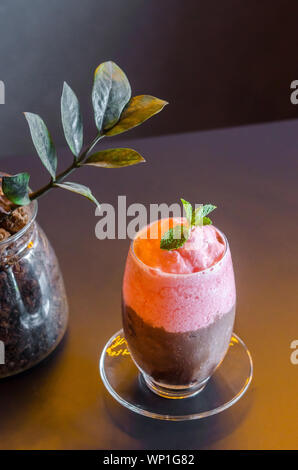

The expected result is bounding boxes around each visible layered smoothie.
[122,218,236,397]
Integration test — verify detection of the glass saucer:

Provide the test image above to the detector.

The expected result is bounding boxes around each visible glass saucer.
[99,329,253,421]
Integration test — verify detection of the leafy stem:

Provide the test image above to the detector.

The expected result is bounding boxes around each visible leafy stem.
[2,61,168,212]
[29,134,103,202]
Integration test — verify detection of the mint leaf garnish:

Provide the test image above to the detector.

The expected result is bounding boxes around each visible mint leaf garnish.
[191,204,217,226]
[191,205,203,226]
[181,198,193,225]
[160,199,217,250]
[160,224,190,250]
[203,216,212,225]
[202,204,217,217]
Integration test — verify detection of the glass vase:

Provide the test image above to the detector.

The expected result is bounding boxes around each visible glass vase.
[0,200,68,378]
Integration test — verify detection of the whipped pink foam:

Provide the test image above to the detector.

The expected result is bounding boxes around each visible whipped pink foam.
[123,218,236,333]
[134,218,225,274]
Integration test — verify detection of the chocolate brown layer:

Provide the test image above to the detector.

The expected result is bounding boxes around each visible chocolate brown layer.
[122,303,235,386]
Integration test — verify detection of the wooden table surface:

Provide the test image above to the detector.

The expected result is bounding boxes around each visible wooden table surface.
[0,119,297,450]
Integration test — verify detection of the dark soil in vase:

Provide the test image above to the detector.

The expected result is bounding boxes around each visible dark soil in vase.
[0,192,68,378]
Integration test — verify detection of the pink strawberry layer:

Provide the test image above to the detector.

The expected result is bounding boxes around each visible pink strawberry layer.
[134,218,226,274]
[123,218,236,333]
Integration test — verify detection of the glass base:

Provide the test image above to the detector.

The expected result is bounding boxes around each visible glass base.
[99,329,253,421]
[142,373,210,399]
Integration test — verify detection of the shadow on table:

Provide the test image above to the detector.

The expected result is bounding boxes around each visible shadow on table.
[102,376,254,450]
[0,333,68,427]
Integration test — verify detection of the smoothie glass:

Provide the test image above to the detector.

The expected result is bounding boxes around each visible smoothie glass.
[122,220,236,399]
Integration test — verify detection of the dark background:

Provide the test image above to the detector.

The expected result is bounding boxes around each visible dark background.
[0,1,297,450]
[1,0,298,157]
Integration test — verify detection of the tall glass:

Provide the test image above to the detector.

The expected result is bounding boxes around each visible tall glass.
[122,223,236,398]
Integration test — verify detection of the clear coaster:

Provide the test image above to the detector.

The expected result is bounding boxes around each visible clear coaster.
[99,329,253,421]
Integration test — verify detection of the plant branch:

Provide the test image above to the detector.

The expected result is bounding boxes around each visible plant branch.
[29,134,104,202]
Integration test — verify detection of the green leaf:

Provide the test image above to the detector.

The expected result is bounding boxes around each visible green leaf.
[24,112,57,179]
[2,173,30,206]
[54,182,100,206]
[191,205,204,226]
[181,198,192,226]
[202,204,217,217]
[105,95,168,136]
[84,148,145,168]
[61,82,83,157]
[203,216,212,225]
[191,204,217,226]
[160,224,190,251]
[92,61,131,132]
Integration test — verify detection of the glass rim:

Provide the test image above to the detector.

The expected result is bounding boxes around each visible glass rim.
[129,219,229,278]
[0,199,38,247]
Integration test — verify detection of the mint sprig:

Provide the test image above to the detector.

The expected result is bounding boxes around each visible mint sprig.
[181,198,193,225]
[160,224,190,251]
[160,199,217,251]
